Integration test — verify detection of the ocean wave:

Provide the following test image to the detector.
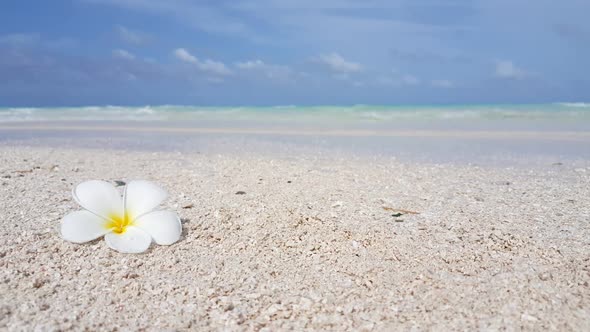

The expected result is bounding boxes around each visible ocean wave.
[556,102,590,108]
[134,106,156,115]
[1,104,589,123]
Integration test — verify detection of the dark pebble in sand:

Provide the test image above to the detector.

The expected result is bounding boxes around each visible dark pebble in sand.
[32,279,47,289]
[235,191,246,195]
[287,180,292,183]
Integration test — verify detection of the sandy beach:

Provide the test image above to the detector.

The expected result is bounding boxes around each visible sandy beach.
[1,143,589,330]
[2,0,590,329]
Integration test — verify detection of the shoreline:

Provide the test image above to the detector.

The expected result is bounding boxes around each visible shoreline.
[2,122,590,167]
[1,123,590,141]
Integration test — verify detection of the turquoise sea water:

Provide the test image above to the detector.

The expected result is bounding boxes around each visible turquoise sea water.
[1,103,589,124]
[1,103,589,164]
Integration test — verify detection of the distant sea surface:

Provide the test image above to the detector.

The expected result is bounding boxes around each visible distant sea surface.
[1,103,589,131]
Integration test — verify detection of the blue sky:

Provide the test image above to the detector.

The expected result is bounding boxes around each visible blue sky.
[0,0,589,106]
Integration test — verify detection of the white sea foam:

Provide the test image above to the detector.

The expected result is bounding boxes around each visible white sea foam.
[556,102,590,108]
[135,106,156,114]
[0,104,589,123]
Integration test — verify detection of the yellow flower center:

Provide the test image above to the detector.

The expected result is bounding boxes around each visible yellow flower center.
[106,212,133,234]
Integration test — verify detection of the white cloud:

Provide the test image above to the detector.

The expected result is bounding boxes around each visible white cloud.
[199,59,232,76]
[235,59,293,80]
[494,60,526,80]
[0,33,39,45]
[124,72,137,81]
[174,48,198,63]
[316,53,363,73]
[84,0,262,42]
[116,25,149,45]
[431,79,454,88]
[375,74,423,87]
[401,74,420,86]
[173,48,232,75]
[45,37,78,50]
[0,33,79,52]
[235,59,265,69]
[112,49,135,60]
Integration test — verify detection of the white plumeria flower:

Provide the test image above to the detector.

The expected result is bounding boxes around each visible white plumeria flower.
[61,180,182,253]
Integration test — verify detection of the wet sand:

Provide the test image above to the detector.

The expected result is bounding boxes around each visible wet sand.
[2,121,590,166]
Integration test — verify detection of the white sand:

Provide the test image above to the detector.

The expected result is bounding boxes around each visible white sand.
[1,146,589,330]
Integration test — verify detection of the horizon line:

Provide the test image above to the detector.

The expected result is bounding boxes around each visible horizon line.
[1,102,589,109]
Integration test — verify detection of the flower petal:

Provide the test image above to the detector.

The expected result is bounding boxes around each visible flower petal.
[134,210,182,245]
[73,180,123,220]
[61,210,110,243]
[124,180,168,220]
[104,226,152,253]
